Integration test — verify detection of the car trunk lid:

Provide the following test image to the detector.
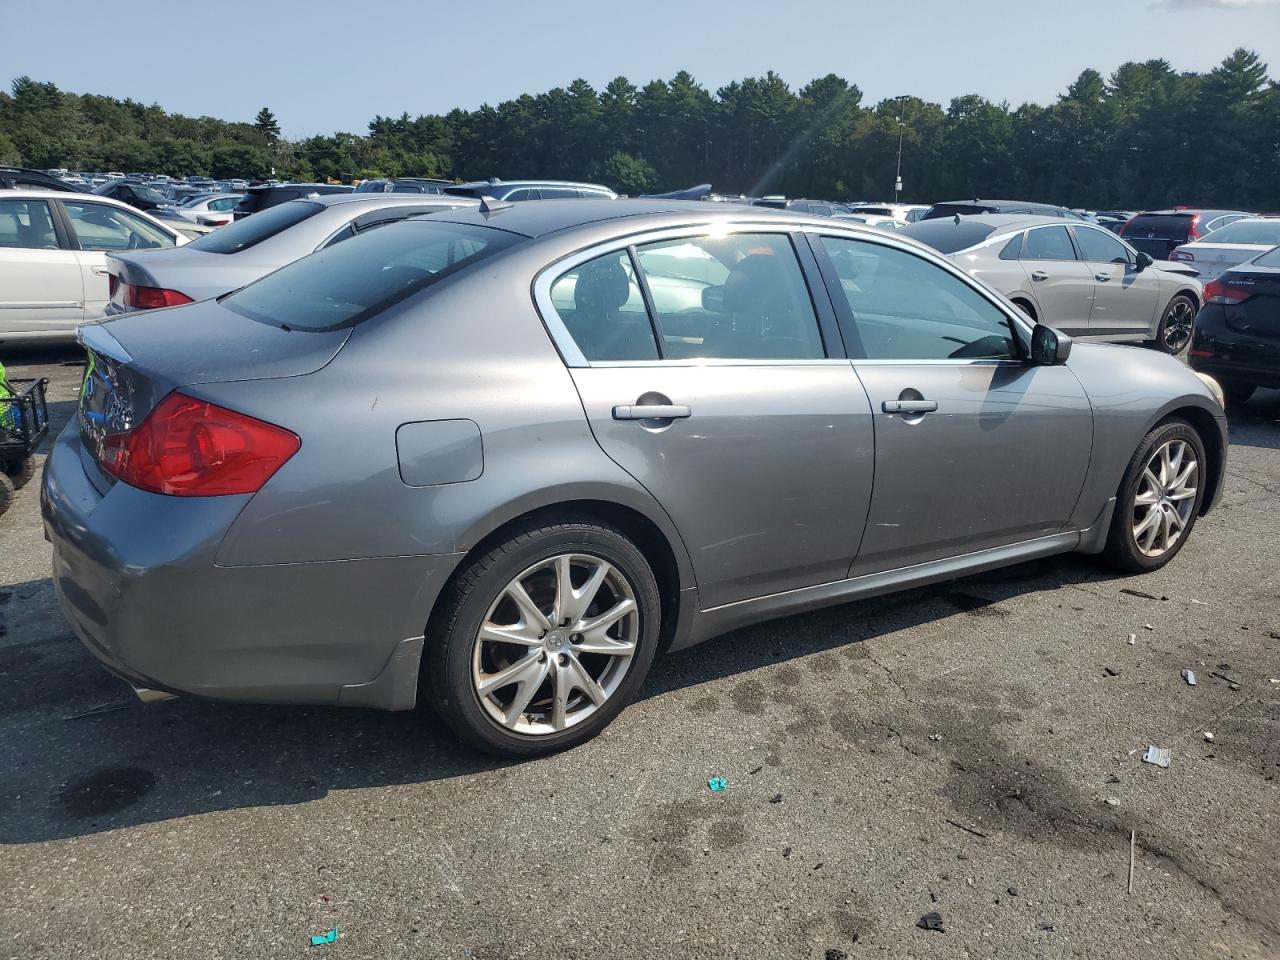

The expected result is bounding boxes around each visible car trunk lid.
[77,302,348,482]
[1221,267,1280,338]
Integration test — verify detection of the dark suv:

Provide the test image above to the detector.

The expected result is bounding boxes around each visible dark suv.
[91,180,173,211]
[232,183,354,220]
[1120,209,1252,261]
[0,167,86,192]
[355,177,453,195]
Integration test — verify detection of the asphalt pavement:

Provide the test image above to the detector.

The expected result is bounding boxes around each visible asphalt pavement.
[1,344,1277,959]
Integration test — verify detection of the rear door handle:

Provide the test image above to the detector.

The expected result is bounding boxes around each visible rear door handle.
[91,266,110,276]
[612,404,691,421]
[1094,273,1110,282]
[1030,270,1049,281]
[882,400,938,414]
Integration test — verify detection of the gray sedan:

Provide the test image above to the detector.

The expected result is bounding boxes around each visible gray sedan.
[902,214,1204,353]
[104,193,477,312]
[45,200,1226,757]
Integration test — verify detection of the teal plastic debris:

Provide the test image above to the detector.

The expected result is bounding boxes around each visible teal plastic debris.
[310,928,339,947]
[707,777,727,792]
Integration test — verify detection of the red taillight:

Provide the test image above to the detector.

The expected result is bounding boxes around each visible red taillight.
[1169,250,1195,263]
[1203,278,1249,305]
[125,284,194,310]
[1187,214,1203,241]
[100,392,300,496]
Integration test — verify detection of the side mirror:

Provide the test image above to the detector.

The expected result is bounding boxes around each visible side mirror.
[1030,323,1072,365]
[1135,251,1154,272]
[701,284,726,313]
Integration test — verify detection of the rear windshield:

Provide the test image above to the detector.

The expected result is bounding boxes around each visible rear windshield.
[442,185,483,198]
[187,200,322,254]
[1253,247,1280,268]
[1125,215,1192,239]
[924,203,996,220]
[1201,220,1280,246]
[224,219,521,331]
[899,218,997,253]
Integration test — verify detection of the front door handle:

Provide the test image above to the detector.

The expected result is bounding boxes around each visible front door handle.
[882,399,938,414]
[1094,273,1111,282]
[613,404,691,421]
[1030,270,1049,281]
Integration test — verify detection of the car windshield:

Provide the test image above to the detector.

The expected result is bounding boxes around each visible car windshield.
[224,219,521,331]
[131,185,170,203]
[1201,220,1280,246]
[187,200,323,254]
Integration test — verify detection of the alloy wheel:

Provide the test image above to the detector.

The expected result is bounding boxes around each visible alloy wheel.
[471,553,639,735]
[1131,438,1198,558]
[1162,299,1195,353]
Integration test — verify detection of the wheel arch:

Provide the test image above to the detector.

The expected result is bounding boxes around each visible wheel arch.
[1153,403,1225,516]
[435,493,695,657]
[1009,294,1038,321]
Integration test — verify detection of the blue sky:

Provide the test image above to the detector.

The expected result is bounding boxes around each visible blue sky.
[7,0,1279,137]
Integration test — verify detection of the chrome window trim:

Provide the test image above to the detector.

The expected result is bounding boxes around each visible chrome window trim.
[532,219,1033,368]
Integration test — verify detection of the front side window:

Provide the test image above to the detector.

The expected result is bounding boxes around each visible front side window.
[0,199,58,249]
[62,201,173,251]
[1073,227,1132,264]
[225,219,519,331]
[1022,226,1078,261]
[820,236,1018,361]
[549,250,657,361]
[635,233,824,360]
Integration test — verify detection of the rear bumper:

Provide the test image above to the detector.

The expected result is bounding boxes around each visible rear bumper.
[42,419,464,710]
[1189,305,1280,388]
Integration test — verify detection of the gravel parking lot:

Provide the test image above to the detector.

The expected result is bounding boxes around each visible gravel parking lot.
[2,345,1278,960]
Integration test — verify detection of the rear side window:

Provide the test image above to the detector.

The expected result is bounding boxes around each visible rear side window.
[998,234,1022,260]
[225,220,519,331]
[549,250,658,361]
[0,198,58,248]
[1022,226,1077,261]
[188,201,323,254]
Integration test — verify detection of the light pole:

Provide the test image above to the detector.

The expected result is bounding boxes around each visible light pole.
[893,95,908,202]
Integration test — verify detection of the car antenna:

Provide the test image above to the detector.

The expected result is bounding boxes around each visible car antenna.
[479,195,513,216]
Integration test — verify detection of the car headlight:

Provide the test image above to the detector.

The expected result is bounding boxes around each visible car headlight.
[1193,371,1225,409]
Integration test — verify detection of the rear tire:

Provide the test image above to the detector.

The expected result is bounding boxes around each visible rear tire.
[1102,419,1206,573]
[1154,294,1196,355]
[424,519,662,758]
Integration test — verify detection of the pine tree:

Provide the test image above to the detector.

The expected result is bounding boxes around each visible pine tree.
[254,107,281,139]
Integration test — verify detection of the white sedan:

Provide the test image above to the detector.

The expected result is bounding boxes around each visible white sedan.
[0,189,186,342]
[1170,217,1280,279]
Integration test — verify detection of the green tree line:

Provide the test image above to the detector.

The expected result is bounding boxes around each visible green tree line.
[2,48,1277,208]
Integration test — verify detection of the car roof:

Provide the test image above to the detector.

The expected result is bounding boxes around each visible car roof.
[450,179,613,191]
[919,213,1087,232]
[306,193,480,209]
[1136,209,1248,217]
[421,197,895,240]
[0,187,139,207]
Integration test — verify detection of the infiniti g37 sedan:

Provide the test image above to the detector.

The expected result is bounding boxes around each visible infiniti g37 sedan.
[43,200,1227,757]
[902,214,1204,354]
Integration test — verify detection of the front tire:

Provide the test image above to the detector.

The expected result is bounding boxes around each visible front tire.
[1102,419,1206,573]
[1154,294,1196,355]
[424,519,661,758]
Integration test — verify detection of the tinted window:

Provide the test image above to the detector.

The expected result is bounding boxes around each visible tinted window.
[1201,220,1280,246]
[900,218,997,254]
[225,220,518,332]
[1252,246,1280,267]
[549,250,658,361]
[999,234,1022,260]
[62,201,173,251]
[539,187,580,199]
[1124,215,1192,240]
[0,199,58,248]
[820,236,1016,361]
[635,233,824,360]
[1022,226,1077,261]
[1074,227,1132,263]
[188,200,322,254]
